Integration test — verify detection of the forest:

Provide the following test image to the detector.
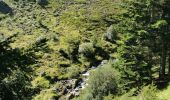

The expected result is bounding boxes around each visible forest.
[0,0,170,100]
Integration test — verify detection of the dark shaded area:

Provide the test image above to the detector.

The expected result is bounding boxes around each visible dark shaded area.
[0,56,36,99]
[155,74,170,90]
[0,1,13,14]
[59,48,69,59]
[37,0,48,6]
[0,34,37,100]
[95,46,110,60]
[0,49,36,78]
[29,35,53,54]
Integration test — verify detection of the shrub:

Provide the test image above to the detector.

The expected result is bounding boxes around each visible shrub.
[114,88,138,100]
[49,33,59,41]
[60,33,80,62]
[1,70,32,100]
[66,65,81,78]
[103,25,117,42]
[34,89,59,100]
[114,85,158,100]
[104,94,114,100]
[78,43,95,58]
[36,66,59,79]
[31,77,50,89]
[35,35,47,46]
[82,64,120,100]
[138,84,158,100]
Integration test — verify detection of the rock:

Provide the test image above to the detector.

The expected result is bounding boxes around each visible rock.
[66,93,74,100]
[66,84,72,89]
[61,87,68,95]
[74,78,82,88]
[70,90,79,97]
[91,66,97,69]
[82,71,90,77]
[74,87,79,92]
[101,60,108,65]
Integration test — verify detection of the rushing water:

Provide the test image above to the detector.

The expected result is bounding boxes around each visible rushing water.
[68,60,108,97]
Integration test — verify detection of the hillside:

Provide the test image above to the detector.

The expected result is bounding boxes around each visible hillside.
[0,0,170,100]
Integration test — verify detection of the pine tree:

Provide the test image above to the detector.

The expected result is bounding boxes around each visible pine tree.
[112,0,170,84]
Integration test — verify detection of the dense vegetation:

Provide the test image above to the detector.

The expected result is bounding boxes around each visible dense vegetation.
[0,0,170,100]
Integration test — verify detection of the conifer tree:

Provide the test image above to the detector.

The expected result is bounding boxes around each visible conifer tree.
[112,0,170,84]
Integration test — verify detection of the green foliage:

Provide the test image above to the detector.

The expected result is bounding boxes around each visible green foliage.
[152,20,168,29]
[103,94,114,100]
[81,64,120,100]
[103,25,117,43]
[60,33,80,62]
[0,33,35,99]
[158,83,170,99]
[79,43,95,58]
[31,77,50,89]
[35,35,48,46]
[1,0,170,99]
[36,66,59,79]
[0,69,33,100]
[114,85,158,100]
[110,0,170,87]
[138,85,158,100]
[66,65,81,78]
[34,89,59,100]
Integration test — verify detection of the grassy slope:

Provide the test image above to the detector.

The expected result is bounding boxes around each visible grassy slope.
[2,0,170,99]
[0,0,118,99]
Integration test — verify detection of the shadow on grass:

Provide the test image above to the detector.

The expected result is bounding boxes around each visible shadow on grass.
[0,47,37,100]
[0,1,13,15]
[155,74,170,90]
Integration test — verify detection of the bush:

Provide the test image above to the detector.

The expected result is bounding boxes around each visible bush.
[34,89,59,100]
[31,77,50,89]
[1,70,32,100]
[114,85,158,100]
[104,94,114,100]
[60,33,80,62]
[49,33,59,41]
[138,84,158,100]
[36,66,59,79]
[66,65,81,78]
[35,35,47,46]
[78,43,95,58]
[103,25,117,42]
[114,88,138,100]
[81,64,120,100]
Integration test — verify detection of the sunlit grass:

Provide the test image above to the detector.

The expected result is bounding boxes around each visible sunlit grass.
[157,84,170,100]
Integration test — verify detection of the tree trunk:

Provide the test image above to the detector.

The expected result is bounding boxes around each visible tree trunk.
[159,42,167,79]
[168,52,170,75]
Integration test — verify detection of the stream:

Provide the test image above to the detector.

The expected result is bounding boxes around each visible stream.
[65,60,108,99]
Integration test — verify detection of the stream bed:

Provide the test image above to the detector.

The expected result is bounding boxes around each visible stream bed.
[64,60,108,99]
